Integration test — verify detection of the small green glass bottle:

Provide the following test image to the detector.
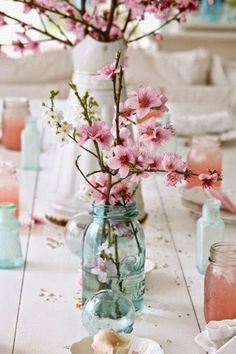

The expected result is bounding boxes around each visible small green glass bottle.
[0,203,24,269]
[196,199,224,275]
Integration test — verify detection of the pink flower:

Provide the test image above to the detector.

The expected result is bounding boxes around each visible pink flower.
[119,101,135,125]
[97,62,120,80]
[78,121,111,150]
[164,172,184,187]
[37,0,57,8]
[107,145,136,178]
[198,171,219,188]
[109,26,123,41]
[0,15,6,26]
[126,86,168,119]
[162,153,186,172]
[138,119,173,151]
[23,4,32,13]
[16,32,40,54]
[176,0,199,12]
[124,0,145,18]
[12,40,26,55]
[110,182,134,205]
[87,173,113,204]
[96,257,107,272]
[119,127,131,146]
[154,32,163,41]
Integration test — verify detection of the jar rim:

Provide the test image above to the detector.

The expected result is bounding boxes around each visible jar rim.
[3,97,29,108]
[0,202,16,210]
[191,136,220,147]
[209,241,236,266]
[91,202,138,219]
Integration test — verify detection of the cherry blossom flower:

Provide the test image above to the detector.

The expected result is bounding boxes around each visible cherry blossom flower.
[154,32,163,41]
[23,4,32,13]
[56,121,73,145]
[37,0,57,8]
[42,108,64,127]
[16,32,40,54]
[176,0,199,12]
[107,145,136,178]
[138,119,173,151]
[94,257,108,283]
[12,40,26,55]
[87,173,115,204]
[162,153,186,172]
[118,127,131,146]
[78,121,111,150]
[198,171,220,188]
[126,86,168,119]
[97,62,120,80]
[119,101,135,125]
[124,0,145,18]
[164,171,184,187]
[110,182,134,205]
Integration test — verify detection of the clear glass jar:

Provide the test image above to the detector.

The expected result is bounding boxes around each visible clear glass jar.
[187,137,222,188]
[0,203,23,269]
[82,203,145,312]
[0,162,20,218]
[204,242,236,322]
[82,289,135,334]
[2,97,30,150]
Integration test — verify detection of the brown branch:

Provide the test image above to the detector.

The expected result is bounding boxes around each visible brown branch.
[127,12,181,43]
[0,10,73,46]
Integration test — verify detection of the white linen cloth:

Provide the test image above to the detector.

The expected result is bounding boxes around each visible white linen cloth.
[171,110,234,136]
[194,320,236,354]
[181,187,236,215]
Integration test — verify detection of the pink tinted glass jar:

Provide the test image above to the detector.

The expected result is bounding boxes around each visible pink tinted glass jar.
[204,242,236,323]
[0,162,20,218]
[187,137,222,188]
[2,98,30,150]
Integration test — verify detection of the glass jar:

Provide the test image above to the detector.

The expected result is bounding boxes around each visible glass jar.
[82,203,145,312]
[187,137,222,188]
[2,97,30,150]
[0,162,20,218]
[204,242,236,322]
[0,203,23,269]
[82,289,135,334]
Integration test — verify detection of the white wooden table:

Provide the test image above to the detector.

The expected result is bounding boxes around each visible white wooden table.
[0,102,236,354]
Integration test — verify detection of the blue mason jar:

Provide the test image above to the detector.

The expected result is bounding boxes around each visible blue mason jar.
[0,203,24,269]
[82,203,145,311]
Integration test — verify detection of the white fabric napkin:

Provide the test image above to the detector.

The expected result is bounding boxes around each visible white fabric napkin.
[194,320,236,354]
[181,187,236,215]
[171,110,234,136]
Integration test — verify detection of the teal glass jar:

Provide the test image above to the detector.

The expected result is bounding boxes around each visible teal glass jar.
[0,203,24,269]
[82,203,145,312]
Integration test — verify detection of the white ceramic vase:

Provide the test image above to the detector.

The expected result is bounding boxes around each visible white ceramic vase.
[46,36,146,224]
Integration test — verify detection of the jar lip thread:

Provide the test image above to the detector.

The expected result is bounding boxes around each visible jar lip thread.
[0,202,16,210]
[209,241,236,265]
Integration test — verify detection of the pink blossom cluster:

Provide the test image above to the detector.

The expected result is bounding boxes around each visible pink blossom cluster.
[0,0,200,55]
[44,58,221,207]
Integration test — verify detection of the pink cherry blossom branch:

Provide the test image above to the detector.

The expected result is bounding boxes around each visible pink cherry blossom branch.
[0,10,73,46]
[75,155,107,196]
